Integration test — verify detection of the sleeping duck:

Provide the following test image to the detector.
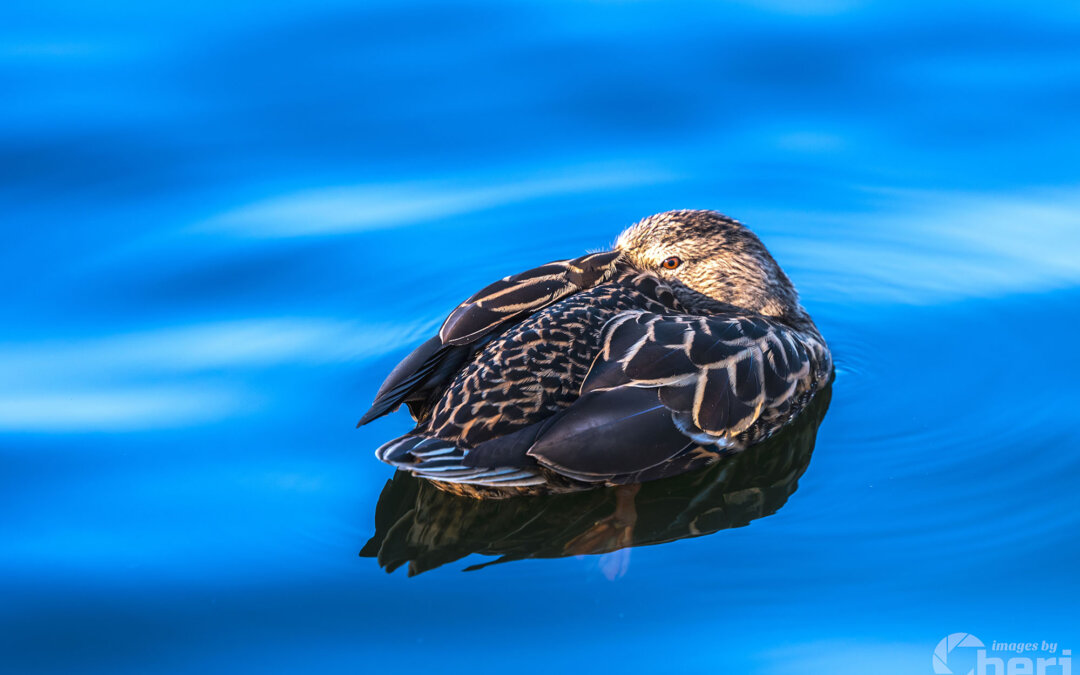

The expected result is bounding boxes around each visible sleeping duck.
[358,210,832,499]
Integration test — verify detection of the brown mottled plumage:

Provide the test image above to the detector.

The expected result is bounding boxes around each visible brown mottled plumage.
[359,210,833,498]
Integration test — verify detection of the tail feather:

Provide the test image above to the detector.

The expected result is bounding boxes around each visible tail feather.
[374,435,546,487]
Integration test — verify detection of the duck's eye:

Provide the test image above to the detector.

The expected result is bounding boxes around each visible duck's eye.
[661,256,682,270]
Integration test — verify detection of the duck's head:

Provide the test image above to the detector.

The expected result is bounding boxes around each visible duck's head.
[614,209,806,323]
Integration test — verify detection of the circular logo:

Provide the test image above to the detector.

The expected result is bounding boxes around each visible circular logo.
[933,633,985,675]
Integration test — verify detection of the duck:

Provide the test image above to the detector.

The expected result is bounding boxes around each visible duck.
[358,209,832,499]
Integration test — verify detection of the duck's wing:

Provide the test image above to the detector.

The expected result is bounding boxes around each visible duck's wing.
[356,335,478,426]
[467,310,830,483]
[358,250,621,426]
[438,250,621,345]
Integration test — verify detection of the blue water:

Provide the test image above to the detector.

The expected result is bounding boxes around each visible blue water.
[3,1,1080,673]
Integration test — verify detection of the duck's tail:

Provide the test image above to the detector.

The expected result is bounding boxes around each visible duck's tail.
[374,434,547,489]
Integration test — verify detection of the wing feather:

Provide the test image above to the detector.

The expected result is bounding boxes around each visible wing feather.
[358,336,464,426]
[524,387,692,478]
[438,250,621,346]
[579,311,828,446]
[507,311,826,483]
[359,250,621,427]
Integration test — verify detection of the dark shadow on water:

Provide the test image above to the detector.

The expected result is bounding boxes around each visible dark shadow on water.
[361,386,832,576]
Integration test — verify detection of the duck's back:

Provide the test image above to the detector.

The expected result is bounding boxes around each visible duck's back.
[423,272,679,448]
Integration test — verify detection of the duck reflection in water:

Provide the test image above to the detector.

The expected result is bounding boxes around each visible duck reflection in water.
[361,385,831,577]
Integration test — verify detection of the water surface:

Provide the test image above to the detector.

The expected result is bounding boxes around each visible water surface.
[3,1,1080,673]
